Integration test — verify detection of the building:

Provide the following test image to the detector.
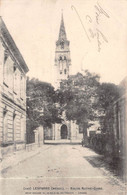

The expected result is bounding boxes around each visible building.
[102,77,127,159]
[44,14,83,141]
[0,17,29,156]
[102,77,127,181]
[112,78,127,157]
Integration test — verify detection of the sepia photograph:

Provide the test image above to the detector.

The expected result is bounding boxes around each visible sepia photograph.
[0,0,127,194]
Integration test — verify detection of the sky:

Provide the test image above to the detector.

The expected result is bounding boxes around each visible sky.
[0,0,127,85]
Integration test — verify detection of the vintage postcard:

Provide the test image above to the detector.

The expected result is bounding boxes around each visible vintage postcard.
[0,0,127,194]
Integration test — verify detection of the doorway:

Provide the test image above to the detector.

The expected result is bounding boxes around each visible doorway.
[61,124,68,139]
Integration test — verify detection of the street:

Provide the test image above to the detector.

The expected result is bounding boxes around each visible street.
[1,144,126,195]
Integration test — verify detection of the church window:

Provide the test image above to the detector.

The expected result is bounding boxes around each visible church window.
[60,41,64,49]
[64,69,67,74]
[64,56,66,60]
[59,58,63,71]
[59,56,62,61]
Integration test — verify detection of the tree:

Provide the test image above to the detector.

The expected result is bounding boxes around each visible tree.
[26,72,121,141]
[56,70,121,134]
[96,82,120,113]
[95,82,120,132]
[26,77,61,132]
[56,70,100,131]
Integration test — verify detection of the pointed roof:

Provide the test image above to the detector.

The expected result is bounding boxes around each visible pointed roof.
[58,12,67,40]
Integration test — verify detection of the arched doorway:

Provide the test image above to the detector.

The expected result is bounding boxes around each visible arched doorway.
[61,124,68,139]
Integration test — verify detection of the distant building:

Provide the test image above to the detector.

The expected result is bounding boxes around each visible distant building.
[44,14,83,141]
[0,17,29,155]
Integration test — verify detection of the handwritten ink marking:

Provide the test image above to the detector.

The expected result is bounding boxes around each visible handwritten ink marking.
[71,2,110,52]
[96,28,108,43]
[96,28,108,52]
[86,15,92,23]
[86,2,110,52]
[94,2,110,24]
[71,5,91,42]
[88,28,96,38]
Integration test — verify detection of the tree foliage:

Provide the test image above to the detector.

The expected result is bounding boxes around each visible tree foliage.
[26,71,120,135]
[96,82,120,113]
[94,82,120,132]
[56,71,100,127]
[56,70,120,132]
[26,77,61,131]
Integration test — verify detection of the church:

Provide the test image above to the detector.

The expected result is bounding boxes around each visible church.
[44,14,83,141]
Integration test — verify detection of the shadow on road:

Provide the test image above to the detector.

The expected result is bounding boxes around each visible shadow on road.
[84,155,124,182]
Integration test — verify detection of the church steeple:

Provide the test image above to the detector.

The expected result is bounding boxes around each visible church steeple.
[54,12,71,89]
[58,13,67,40]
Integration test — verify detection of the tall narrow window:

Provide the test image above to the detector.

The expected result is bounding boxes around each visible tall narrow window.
[3,107,8,143]
[60,41,64,49]
[20,74,24,99]
[14,65,20,96]
[3,50,9,86]
[21,116,25,141]
[14,65,17,94]
[13,111,16,143]
[7,56,13,89]
[59,56,63,73]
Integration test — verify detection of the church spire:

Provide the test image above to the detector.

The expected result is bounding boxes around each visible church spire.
[54,11,71,89]
[58,12,67,40]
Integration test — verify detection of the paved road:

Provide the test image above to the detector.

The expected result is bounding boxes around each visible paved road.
[1,144,126,195]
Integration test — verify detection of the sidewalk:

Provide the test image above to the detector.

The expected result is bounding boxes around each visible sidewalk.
[44,139,82,144]
[0,144,50,174]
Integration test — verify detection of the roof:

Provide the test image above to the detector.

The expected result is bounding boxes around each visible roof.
[0,17,29,73]
[58,13,67,40]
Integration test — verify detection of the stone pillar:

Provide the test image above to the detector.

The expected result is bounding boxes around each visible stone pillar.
[38,125,44,146]
[52,124,55,140]
[34,129,39,146]
[34,126,44,147]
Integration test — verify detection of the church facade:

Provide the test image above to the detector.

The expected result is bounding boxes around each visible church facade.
[44,14,83,141]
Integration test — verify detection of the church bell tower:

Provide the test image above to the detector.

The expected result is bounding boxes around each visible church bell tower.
[54,13,71,89]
